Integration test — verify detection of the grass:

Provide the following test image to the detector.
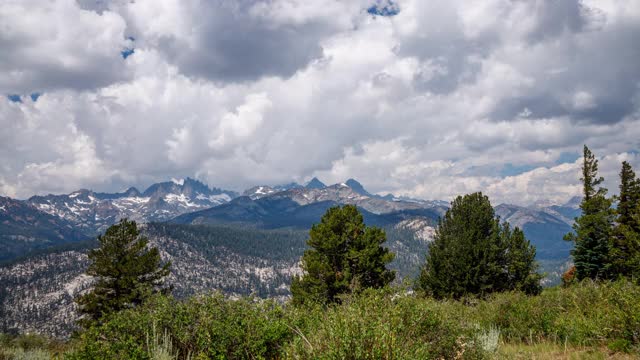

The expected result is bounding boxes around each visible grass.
[0,347,51,360]
[4,280,640,359]
[495,342,639,359]
[0,333,66,360]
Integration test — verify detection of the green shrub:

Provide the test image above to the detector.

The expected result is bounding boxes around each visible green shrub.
[0,333,64,360]
[459,280,640,348]
[0,347,51,360]
[66,293,291,359]
[283,289,485,359]
[64,280,640,359]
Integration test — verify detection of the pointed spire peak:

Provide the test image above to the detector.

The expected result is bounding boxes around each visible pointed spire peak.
[305,177,326,189]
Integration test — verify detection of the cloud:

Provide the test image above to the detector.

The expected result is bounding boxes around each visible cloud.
[109,0,366,83]
[0,0,639,205]
[0,0,131,94]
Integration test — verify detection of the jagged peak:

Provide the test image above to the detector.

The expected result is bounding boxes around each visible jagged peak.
[183,177,206,186]
[305,177,326,189]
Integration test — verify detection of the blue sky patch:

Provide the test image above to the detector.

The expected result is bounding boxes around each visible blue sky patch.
[500,163,538,177]
[30,93,41,101]
[121,48,135,59]
[121,36,136,59]
[555,152,580,165]
[7,94,21,103]
[367,1,399,17]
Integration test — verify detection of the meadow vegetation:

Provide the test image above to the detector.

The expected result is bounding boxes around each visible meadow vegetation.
[1,280,631,359]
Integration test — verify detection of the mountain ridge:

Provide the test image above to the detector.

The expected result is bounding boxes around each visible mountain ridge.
[0,177,581,265]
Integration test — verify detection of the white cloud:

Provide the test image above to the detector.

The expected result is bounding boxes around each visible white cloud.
[0,0,130,93]
[209,93,272,152]
[0,0,639,205]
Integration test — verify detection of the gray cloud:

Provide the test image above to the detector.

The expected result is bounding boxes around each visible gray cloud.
[0,0,131,94]
[112,0,362,83]
[0,0,639,205]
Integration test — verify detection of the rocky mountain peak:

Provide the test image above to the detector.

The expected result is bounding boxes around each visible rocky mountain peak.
[564,196,582,209]
[344,178,371,196]
[305,177,326,189]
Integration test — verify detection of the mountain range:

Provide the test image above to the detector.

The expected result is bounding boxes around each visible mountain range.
[0,177,581,263]
[26,178,237,235]
[0,176,580,337]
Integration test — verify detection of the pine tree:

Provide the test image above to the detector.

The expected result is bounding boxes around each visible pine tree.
[616,161,640,230]
[417,192,541,299]
[504,226,543,294]
[76,219,171,327]
[610,161,640,278]
[564,145,613,280]
[290,205,395,305]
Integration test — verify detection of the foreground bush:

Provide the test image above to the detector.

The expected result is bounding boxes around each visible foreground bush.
[403,279,638,354]
[283,289,484,359]
[67,290,484,359]
[441,280,640,352]
[67,293,290,359]
[65,280,640,359]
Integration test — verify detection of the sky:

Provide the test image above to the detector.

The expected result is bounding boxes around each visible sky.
[1,0,639,206]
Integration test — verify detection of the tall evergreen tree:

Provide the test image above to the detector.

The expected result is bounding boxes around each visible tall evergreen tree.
[564,145,613,280]
[291,205,395,305]
[616,161,640,230]
[503,226,543,294]
[610,161,640,278]
[417,192,541,299]
[76,219,171,327]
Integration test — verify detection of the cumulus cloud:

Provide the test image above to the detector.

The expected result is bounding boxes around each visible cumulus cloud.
[0,0,639,205]
[0,0,131,94]
[108,0,366,82]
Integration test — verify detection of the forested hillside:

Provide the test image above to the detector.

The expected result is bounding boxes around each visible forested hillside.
[0,221,431,337]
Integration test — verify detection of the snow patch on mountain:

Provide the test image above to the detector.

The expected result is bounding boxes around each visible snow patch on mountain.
[196,193,232,203]
[164,193,198,207]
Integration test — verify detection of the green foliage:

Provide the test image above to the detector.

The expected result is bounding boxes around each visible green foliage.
[0,334,48,351]
[610,224,640,281]
[610,161,640,279]
[564,145,614,280]
[75,219,171,328]
[0,333,65,360]
[283,289,484,359]
[59,280,640,358]
[616,161,640,229]
[67,290,485,360]
[418,192,542,299]
[0,347,50,360]
[67,293,292,360]
[291,205,395,305]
